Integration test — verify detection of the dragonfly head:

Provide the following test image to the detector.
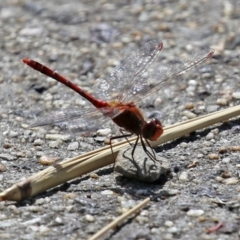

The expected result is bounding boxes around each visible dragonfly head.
[142,118,163,141]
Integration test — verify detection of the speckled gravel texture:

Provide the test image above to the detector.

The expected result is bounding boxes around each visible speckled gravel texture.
[1,1,240,240]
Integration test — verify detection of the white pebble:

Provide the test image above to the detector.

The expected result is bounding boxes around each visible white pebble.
[206,105,219,113]
[217,98,228,106]
[182,110,196,119]
[223,177,239,185]
[164,220,173,227]
[33,139,45,146]
[232,92,240,99]
[8,131,18,138]
[187,209,204,217]
[136,216,149,224]
[188,79,198,86]
[45,134,70,141]
[167,226,179,233]
[49,140,62,148]
[101,190,114,195]
[97,128,111,136]
[23,217,42,225]
[55,217,63,224]
[85,214,95,222]
[19,27,43,36]
[180,142,188,148]
[67,142,79,151]
[205,132,214,140]
[222,157,230,163]
[179,171,189,182]
[39,225,50,233]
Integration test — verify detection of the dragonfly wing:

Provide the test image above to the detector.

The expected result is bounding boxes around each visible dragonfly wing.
[29,108,94,128]
[124,48,214,102]
[92,40,163,102]
[29,106,123,132]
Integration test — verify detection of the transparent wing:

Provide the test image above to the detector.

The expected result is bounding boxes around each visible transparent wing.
[29,108,95,128]
[29,106,123,132]
[92,40,163,102]
[123,48,214,103]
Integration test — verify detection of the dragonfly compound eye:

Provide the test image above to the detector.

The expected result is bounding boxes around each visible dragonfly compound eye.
[142,118,163,141]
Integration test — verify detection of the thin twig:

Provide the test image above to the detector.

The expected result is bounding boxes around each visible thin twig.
[88,198,150,240]
[0,105,240,201]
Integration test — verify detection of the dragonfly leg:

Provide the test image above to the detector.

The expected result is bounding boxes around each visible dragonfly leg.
[110,132,133,169]
[130,135,142,176]
[140,136,159,165]
[119,128,133,147]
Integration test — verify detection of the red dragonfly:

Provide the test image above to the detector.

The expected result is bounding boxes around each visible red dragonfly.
[22,40,214,163]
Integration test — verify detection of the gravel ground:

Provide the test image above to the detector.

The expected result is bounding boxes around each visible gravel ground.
[1,1,240,239]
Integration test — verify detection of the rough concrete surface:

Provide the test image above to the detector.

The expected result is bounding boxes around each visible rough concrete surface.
[0,1,240,239]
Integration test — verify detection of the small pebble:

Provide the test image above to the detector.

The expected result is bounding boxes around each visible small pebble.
[49,140,62,148]
[101,190,114,195]
[28,206,42,213]
[221,171,231,178]
[22,217,42,226]
[67,142,79,151]
[51,205,64,212]
[164,220,174,227]
[166,189,180,196]
[136,216,149,224]
[0,164,7,172]
[167,226,179,233]
[219,146,227,154]
[229,146,240,151]
[216,98,228,106]
[223,177,239,185]
[232,92,240,99]
[187,160,199,168]
[120,199,136,209]
[39,156,59,165]
[222,157,230,163]
[85,214,95,222]
[206,105,219,113]
[33,139,45,146]
[19,27,43,36]
[180,142,188,148]
[202,72,213,79]
[215,176,223,182]
[35,198,45,205]
[39,225,50,233]
[187,209,204,217]
[90,173,99,179]
[45,134,70,141]
[205,132,214,140]
[182,110,196,119]
[8,131,18,138]
[185,103,194,109]
[96,128,111,136]
[208,153,219,160]
[179,171,189,182]
[188,79,198,86]
[211,129,219,135]
[55,217,63,224]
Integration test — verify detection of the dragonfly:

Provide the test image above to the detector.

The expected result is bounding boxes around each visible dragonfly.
[22,40,214,164]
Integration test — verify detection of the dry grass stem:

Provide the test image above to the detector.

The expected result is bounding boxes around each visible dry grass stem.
[0,105,240,201]
[88,198,150,240]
